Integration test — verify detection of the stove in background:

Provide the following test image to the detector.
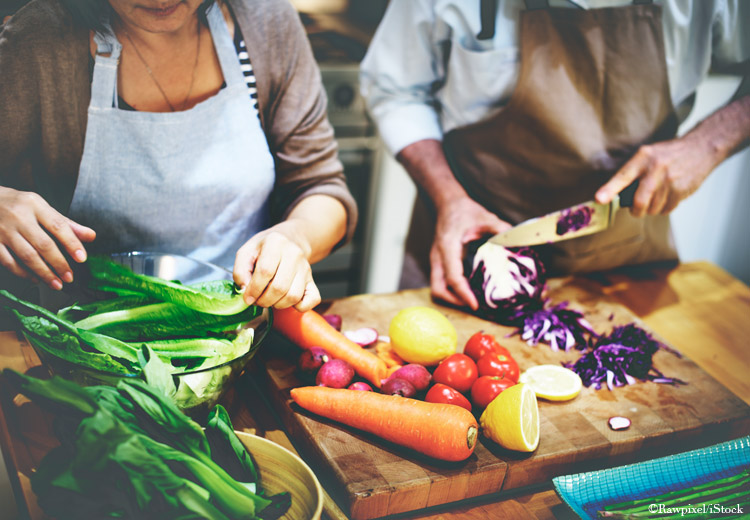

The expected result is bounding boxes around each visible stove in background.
[299,7,386,299]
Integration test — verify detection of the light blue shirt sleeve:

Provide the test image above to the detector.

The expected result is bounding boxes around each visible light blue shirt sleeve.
[359,0,446,156]
[711,0,750,71]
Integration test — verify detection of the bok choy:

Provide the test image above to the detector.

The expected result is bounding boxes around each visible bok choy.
[2,369,290,520]
[0,256,266,410]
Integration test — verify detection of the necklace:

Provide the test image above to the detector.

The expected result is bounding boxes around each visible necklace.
[122,18,201,112]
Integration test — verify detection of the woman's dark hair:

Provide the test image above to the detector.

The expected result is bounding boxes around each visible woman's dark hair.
[58,0,217,32]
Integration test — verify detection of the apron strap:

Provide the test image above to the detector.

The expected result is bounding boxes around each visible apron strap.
[477,0,497,40]
[205,3,247,89]
[90,30,122,110]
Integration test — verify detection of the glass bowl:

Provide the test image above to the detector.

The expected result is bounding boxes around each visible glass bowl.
[30,251,271,418]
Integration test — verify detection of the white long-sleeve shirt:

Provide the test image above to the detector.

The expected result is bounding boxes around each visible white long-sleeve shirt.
[360,0,750,156]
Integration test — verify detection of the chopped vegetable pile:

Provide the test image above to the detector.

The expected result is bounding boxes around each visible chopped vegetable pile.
[2,369,290,520]
[565,324,685,390]
[466,241,595,349]
[465,241,684,390]
[512,301,596,352]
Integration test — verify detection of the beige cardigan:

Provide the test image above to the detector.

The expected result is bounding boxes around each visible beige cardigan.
[0,0,357,238]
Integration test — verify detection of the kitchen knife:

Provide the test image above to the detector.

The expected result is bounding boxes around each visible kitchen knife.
[488,181,638,248]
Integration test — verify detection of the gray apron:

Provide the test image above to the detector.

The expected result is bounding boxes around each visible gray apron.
[70,4,275,271]
[401,0,678,289]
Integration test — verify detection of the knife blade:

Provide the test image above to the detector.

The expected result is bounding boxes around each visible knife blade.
[488,181,638,248]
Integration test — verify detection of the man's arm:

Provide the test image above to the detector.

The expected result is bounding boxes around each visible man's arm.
[397,139,510,309]
[596,91,750,215]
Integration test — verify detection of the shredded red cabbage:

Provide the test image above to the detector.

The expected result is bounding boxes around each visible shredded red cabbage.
[467,243,546,325]
[556,205,594,235]
[565,324,685,390]
[511,301,597,351]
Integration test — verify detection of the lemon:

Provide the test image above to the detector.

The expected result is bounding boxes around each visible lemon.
[388,306,457,366]
[480,383,540,452]
[518,364,582,402]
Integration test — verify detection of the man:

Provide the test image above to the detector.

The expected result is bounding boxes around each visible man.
[360,0,749,310]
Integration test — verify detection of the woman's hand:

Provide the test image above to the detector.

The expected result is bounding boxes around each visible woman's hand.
[0,187,96,289]
[233,194,347,312]
[233,222,320,312]
[430,196,510,310]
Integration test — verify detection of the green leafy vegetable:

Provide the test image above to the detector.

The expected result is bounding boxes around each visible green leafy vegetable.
[3,369,290,520]
[73,300,262,341]
[1,290,140,371]
[86,256,249,316]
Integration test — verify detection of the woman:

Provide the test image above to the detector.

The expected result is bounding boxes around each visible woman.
[0,0,357,311]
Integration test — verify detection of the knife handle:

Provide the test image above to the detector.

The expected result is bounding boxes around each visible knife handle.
[618,180,639,208]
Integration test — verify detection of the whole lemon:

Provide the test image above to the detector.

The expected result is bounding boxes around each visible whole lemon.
[388,306,457,366]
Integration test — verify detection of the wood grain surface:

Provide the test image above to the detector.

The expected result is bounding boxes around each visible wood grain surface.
[259,264,750,519]
[1,261,749,520]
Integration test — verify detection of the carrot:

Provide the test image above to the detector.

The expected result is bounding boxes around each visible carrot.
[290,386,478,462]
[375,341,404,368]
[274,307,388,388]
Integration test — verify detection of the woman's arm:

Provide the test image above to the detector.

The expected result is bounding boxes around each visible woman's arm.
[0,3,94,289]
[233,194,347,312]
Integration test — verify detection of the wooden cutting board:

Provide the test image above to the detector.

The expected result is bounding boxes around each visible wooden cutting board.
[258,277,750,520]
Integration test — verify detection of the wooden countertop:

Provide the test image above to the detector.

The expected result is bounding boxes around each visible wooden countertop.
[1,261,749,520]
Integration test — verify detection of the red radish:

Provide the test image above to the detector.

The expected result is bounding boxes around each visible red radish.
[273,308,388,387]
[386,364,431,391]
[297,347,330,374]
[316,359,355,389]
[381,378,417,398]
[348,382,373,391]
[343,327,379,348]
[323,314,342,331]
[290,386,478,461]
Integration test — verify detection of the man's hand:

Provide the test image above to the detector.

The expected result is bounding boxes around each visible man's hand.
[397,139,511,310]
[0,187,95,289]
[430,196,510,310]
[595,135,718,216]
[596,94,750,216]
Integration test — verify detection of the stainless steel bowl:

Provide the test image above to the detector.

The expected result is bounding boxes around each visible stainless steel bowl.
[30,252,271,418]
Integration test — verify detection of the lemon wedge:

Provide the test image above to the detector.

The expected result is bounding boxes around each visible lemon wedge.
[479,383,540,452]
[518,364,582,402]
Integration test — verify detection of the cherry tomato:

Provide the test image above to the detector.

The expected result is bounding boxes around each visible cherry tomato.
[432,353,478,394]
[470,375,516,409]
[463,331,512,361]
[424,383,473,412]
[476,351,520,382]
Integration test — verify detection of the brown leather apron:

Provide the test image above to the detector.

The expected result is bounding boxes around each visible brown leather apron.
[400,0,679,289]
